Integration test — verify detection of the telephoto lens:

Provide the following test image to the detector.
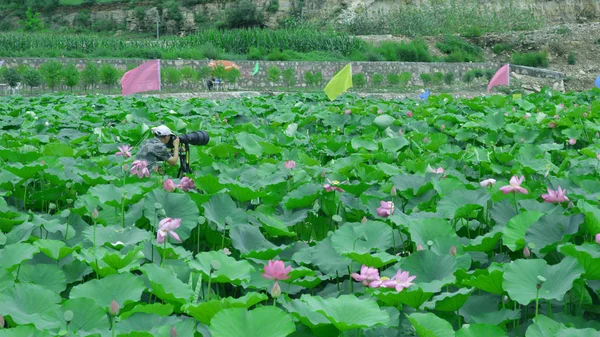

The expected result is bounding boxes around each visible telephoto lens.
[178,131,210,146]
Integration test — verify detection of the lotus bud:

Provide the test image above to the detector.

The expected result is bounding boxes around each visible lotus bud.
[597,153,600,160]
[595,132,599,138]
[270,281,282,298]
[568,201,574,209]
[345,109,352,115]
[377,109,383,114]
[170,326,177,337]
[441,124,446,131]
[583,113,588,118]
[548,122,557,128]
[0,314,4,328]
[223,248,231,256]
[49,203,56,210]
[109,300,120,316]
[92,208,98,219]
[416,244,423,251]
[361,216,367,223]
[398,129,403,135]
[523,246,531,258]
[406,111,413,117]
[595,233,600,244]
[523,113,531,119]
[321,171,326,178]
[449,245,457,256]
[390,186,397,196]
[520,138,525,143]
[568,138,576,145]
[423,137,429,143]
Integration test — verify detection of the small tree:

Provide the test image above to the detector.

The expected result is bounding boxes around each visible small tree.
[373,73,384,87]
[399,72,412,86]
[352,73,366,88]
[419,73,432,86]
[19,7,44,32]
[443,72,454,85]
[432,72,444,86]
[40,60,63,92]
[282,68,296,87]
[266,66,281,84]
[211,65,227,81]
[99,64,119,93]
[198,66,212,81]
[387,73,400,85]
[311,72,322,86]
[22,67,43,93]
[163,68,181,89]
[304,72,314,86]
[180,67,197,89]
[225,68,241,87]
[3,68,22,89]
[81,62,100,93]
[62,63,80,93]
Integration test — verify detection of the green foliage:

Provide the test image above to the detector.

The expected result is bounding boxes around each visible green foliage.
[225,68,241,84]
[399,72,412,86]
[376,40,432,62]
[211,65,228,80]
[81,62,99,91]
[282,68,296,87]
[180,66,197,85]
[22,67,43,91]
[387,73,400,85]
[512,51,549,68]
[372,73,384,87]
[39,60,63,92]
[19,7,44,32]
[3,67,21,88]
[266,0,279,13]
[304,71,322,86]
[99,64,119,91]
[419,73,432,86]
[198,66,212,80]
[267,50,291,61]
[567,51,576,65]
[266,66,281,83]
[352,73,366,87]
[200,42,220,60]
[463,70,475,84]
[443,72,454,85]
[224,0,264,28]
[62,63,80,91]
[163,67,181,87]
[437,35,483,62]
[432,72,444,85]
[492,43,512,55]
[247,47,264,60]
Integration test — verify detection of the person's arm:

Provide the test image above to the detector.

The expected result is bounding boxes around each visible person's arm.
[166,137,180,166]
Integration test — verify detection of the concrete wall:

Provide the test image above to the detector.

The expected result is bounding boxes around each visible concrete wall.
[2,58,564,90]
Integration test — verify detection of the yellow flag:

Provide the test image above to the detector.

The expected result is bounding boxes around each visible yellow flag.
[324,63,353,101]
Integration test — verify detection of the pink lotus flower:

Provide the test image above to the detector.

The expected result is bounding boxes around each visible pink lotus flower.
[500,176,528,194]
[523,246,531,258]
[597,153,600,161]
[262,260,291,280]
[109,300,120,316]
[157,218,182,244]
[480,179,496,187]
[351,265,380,286]
[568,138,576,145]
[423,137,429,143]
[345,109,352,115]
[407,111,413,117]
[163,179,176,192]
[416,244,423,251]
[542,186,568,203]
[523,113,531,120]
[130,160,150,178]
[574,103,579,107]
[170,326,177,337]
[324,179,346,193]
[558,103,565,109]
[284,160,296,169]
[116,145,133,158]
[398,129,404,135]
[427,165,444,174]
[548,122,557,128]
[596,233,600,244]
[377,109,383,114]
[382,269,416,292]
[376,201,394,217]
[449,245,457,256]
[179,177,196,191]
[92,208,99,219]
[441,124,446,131]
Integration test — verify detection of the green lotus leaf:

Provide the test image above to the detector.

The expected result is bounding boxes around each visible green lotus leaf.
[407,217,462,256]
[35,239,75,261]
[189,250,253,285]
[373,114,395,131]
[399,250,457,293]
[371,287,433,309]
[209,307,296,337]
[0,326,54,337]
[17,263,67,294]
[182,292,268,325]
[280,297,331,329]
[116,312,181,336]
[69,272,146,309]
[121,303,174,320]
[525,315,564,337]
[331,221,393,256]
[456,324,508,337]
[203,193,248,231]
[503,257,584,305]
[236,132,265,156]
[253,211,296,237]
[0,242,39,271]
[143,189,200,242]
[83,225,150,248]
[423,288,474,312]
[283,183,322,209]
[300,294,390,331]
[502,211,543,252]
[62,297,110,333]
[381,137,409,153]
[459,267,504,295]
[554,328,600,337]
[292,236,352,277]
[524,212,583,257]
[0,283,62,330]
[408,312,455,337]
[229,224,284,260]
[465,227,502,253]
[437,189,490,219]
[460,294,520,325]
[140,263,194,306]
[559,243,600,280]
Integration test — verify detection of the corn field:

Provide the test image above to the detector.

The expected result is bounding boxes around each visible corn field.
[0,28,366,57]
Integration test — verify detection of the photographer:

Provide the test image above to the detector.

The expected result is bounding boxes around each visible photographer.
[135,125,180,172]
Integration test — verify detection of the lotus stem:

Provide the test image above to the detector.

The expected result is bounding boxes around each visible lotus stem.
[161,238,167,267]
[513,192,519,215]
[548,299,552,318]
[121,196,125,228]
[578,280,585,316]
[207,269,213,301]
[535,287,540,323]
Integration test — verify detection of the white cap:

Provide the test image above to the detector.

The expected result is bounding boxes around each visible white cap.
[152,125,173,137]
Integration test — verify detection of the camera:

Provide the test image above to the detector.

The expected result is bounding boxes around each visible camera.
[166,131,210,148]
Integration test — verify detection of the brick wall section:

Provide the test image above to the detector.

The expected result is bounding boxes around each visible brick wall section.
[2,58,564,89]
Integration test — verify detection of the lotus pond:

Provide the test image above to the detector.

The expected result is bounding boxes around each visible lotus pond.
[0,90,600,337]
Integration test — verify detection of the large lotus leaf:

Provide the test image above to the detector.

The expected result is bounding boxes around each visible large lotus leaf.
[423,288,474,312]
[143,189,200,242]
[69,272,146,309]
[381,137,409,153]
[140,263,194,305]
[407,218,462,256]
[203,193,248,231]
[373,114,395,131]
[75,246,144,278]
[390,174,431,196]
[236,132,265,156]
[576,200,600,236]
[88,184,143,208]
[292,236,352,277]
[525,315,564,337]
[503,257,584,305]
[300,294,390,331]
[437,189,490,219]
[351,136,378,151]
[35,239,75,261]
[490,199,518,227]
[502,211,543,252]
[253,211,296,237]
[559,243,600,280]
[229,224,283,260]
[0,242,39,271]
[554,327,600,337]
[524,212,583,257]
[182,292,268,325]
[465,227,502,252]
[189,251,253,285]
[0,283,62,330]
[399,250,457,293]
[408,312,455,337]
[456,324,508,337]
[0,269,14,292]
[459,294,520,325]
[283,183,322,209]
[116,312,181,336]
[121,303,174,320]
[209,307,296,337]
[83,224,150,247]
[459,267,504,295]
[371,287,433,309]
[0,326,53,337]
[280,297,332,329]
[17,263,67,294]
[3,162,45,179]
[331,221,392,256]
[346,251,400,269]
[62,297,110,333]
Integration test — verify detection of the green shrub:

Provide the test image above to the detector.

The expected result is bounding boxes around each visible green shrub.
[492,43,512,55]
[463,71,475,84]
[432,72,444,85]
[372,73,384,87]
[163,68,181,87]
[387,73,400,85]
[266,0,279,13]
[352,73,366,87]
[39,60,63,92]
[224,0,264,28]
[19,7,44,32]
[399,72,412,86]
[376,40,432,62]
[62,63,80,92]
[484,69,496,81]
[200,43,220,60]
[266,66,281,83]
[443,72,454,85]
[198,66,212,80]
[307,71,323,86]
[461,26,483,38]
[180,67,197,86]
[419,73,432,86]
[472,69,484,78]
[22,67,43,92]
[247,47,264,60]
[567,51,576,65]
[267,50,291,61]
[2,67,21,88]
[282,68,296,87]
[81,62,99,92]
[225,68,241,84]
[437,35,483,62]
[99,64,119,92]
[512,51,548,68]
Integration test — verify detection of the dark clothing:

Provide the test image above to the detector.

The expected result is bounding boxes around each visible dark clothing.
[135,138,171,171]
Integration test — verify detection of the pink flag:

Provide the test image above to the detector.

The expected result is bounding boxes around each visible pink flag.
[121,60,161,96]
[487,64,510,94]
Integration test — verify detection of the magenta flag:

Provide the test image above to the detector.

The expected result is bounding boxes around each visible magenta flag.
[121,60,161,96]
[487,64,510,94]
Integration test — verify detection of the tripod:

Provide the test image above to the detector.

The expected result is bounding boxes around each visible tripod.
[177,143,191,178]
